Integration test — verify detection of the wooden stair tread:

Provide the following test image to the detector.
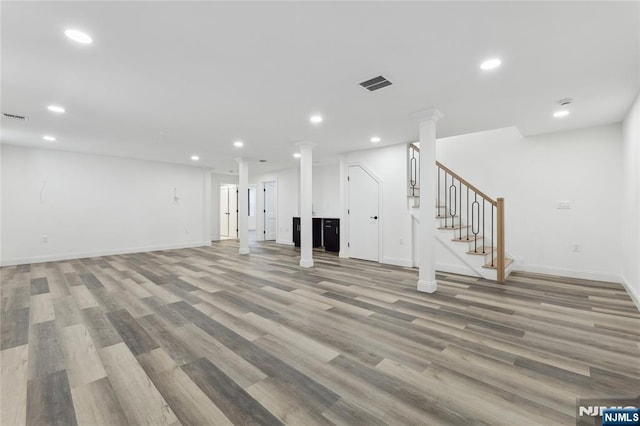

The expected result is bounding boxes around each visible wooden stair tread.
[466,247,496,255]
[482,258,514,269]
[452,235,483,242]
[438,224,469,230]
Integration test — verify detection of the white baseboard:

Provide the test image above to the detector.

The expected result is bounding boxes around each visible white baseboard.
[0,241,212,267]
[620,274,640,313]
[513,264,622,284]
[275,240,295,246]
[381,256,414,268]
[436,262,480,277]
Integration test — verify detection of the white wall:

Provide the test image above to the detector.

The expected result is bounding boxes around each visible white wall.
[248,185,257,231]
[312,164,340,218]
[1,145,211,266]
[437,124,624,282]
[251,167,299,244]
[210,174,238,241]
[622,92,640,309]
[344,143,414,267]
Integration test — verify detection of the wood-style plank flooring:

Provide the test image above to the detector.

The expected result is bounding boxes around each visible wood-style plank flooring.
[1,240,639,425]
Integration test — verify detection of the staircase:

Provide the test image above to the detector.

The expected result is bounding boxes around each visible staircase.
[409,143,514,283]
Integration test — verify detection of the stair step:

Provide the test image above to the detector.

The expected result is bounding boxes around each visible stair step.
[452,235,483,242]
[466,247,496,255]
[437,224,469,231]
[482,258,514,269]
[436,215,458,219]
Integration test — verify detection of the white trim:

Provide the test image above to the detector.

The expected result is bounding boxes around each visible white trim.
[381,257,414,268]
[513,264,623,284]
[275,239,294,246]
[436,262,479,277]
[0,241,212,267]
[620,274,640,313]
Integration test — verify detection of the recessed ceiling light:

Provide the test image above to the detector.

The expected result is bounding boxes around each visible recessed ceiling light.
[553,109,570,118]
[191,155,200,161]
[64,29,93,45]
[371,136,381,143]
[43,135,56,142]
[293,153,301,158]
[480,58,502,70]
[47,105,65,113]
[233,140,244,148]
[309,115,323,124]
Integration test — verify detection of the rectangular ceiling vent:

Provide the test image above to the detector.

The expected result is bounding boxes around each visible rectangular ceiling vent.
[2,112,28,121]
[360,75,392,91]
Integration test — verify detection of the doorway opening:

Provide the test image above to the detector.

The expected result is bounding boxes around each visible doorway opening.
[264,181,277,241]
[220,184,238,239]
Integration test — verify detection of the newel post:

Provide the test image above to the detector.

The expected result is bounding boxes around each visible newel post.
[496,198,505,283]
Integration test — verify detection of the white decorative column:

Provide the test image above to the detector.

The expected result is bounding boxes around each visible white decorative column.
[236,157,250,255]
[413,109,444,293]
[296,141,316,268]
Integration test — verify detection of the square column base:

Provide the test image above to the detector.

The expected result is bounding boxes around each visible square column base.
[299,259,314,268]
[239,248,250,255]
[417,279,437,293]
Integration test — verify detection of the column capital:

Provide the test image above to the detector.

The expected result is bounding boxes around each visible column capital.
[411,108,444,123]
[294,141,317,150]
[234,157,245,163]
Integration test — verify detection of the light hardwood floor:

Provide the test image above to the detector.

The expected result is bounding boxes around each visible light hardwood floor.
[1,240,639,425]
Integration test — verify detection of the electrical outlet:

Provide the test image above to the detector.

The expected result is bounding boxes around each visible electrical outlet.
[399,238,404,245]
[572,243,581,252]
[557,200,572,209]
[42,235,48,243]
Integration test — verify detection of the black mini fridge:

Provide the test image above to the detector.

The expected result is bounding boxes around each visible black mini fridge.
[323,218,340,253]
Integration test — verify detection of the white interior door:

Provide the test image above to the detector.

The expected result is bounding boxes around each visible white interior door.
[264,181,277,241]
[220,186,230,237]
[229,185,238,238]
[348,165,379,261]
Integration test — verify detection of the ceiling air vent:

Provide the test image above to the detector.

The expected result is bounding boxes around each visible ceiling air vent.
[2,112,28,121]
[359,75,392,91]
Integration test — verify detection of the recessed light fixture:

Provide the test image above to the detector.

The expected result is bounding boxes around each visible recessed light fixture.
[480,58,502,70]
[553,109,570,118]
[309,115,323,124]
[64,29,93,45]
[47,105,65,113]
[293,153,301,158]
[191,155,200,161]
[370,136,381,143]
[233,140,244,148]
[43,135,56,142]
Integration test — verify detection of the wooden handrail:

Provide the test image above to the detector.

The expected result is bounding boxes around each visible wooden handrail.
[436,161,497,206]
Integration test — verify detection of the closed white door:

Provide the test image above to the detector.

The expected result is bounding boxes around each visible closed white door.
[229,185,238,238]
[264,181,277,241]
[348,165,379,261]
[220,186,230,237]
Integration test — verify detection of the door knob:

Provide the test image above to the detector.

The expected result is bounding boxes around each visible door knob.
[370,216,378,220]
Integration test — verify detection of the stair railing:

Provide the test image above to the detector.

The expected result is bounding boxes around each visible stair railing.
[436,161,506,283]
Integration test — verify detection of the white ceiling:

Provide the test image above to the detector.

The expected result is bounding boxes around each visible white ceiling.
[1,1,638,174]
